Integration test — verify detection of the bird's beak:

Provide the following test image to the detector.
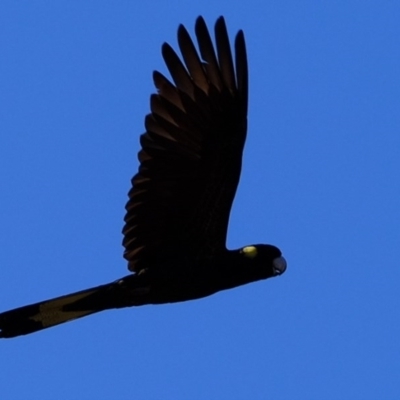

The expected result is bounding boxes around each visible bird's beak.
[272,256,287,275]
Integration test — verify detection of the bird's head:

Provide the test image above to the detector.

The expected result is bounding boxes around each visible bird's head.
[239,244,287,277]
[217,244,286,292]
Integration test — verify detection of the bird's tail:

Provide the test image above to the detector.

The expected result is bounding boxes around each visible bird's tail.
[0,279,131,338]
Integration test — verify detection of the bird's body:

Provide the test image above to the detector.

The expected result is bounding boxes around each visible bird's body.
[0,16,286,339]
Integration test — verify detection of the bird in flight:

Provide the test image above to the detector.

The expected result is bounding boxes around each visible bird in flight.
[0,16,286,338]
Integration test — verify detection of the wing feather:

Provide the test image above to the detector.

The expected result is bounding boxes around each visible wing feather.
[122,16,248,273]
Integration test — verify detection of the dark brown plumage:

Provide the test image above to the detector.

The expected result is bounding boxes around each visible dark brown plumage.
[0,16,286,338]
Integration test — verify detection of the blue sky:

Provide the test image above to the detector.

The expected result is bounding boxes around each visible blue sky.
[1,1,399,399]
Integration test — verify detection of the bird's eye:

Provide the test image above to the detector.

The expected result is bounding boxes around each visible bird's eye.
[241,246,258,259]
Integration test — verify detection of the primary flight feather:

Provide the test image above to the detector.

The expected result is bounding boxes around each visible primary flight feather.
[0,16,286,338]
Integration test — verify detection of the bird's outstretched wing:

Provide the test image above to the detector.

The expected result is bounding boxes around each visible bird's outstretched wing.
[123,16,248,273]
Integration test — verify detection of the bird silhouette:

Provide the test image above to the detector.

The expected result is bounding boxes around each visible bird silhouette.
[0,16,286,338]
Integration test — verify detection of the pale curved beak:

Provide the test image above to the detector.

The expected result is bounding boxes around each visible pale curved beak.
[272,256,287,275]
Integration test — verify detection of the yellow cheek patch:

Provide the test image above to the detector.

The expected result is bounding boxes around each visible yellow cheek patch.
[242,246,258,259]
